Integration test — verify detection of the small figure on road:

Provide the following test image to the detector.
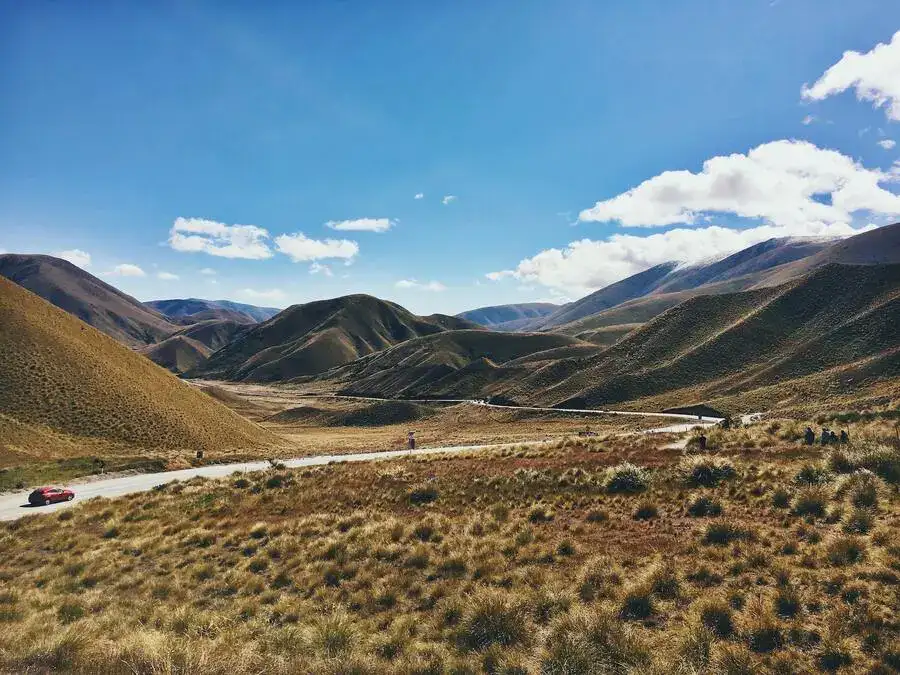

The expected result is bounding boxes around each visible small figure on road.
[804,427,815,445]
[698,433,707,451]
[408,431,416,451]
[840,429,849,445]
[821,427,830,446]
[829,430,838,445]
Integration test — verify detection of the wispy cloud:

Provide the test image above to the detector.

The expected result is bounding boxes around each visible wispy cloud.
[802,30,900,121]
[309,262,333,276]
[168,217,272,259]
[325,217,395,233]
[199,267,216,276]
[274,232,359,262]
[878,139,896,150]
[157,271,179,280]
[53,249,92,269]
[414,193,424,200]
[395,279,446,292]
[442,195,457,205]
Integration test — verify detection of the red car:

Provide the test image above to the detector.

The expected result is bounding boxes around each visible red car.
[28,486,75,506]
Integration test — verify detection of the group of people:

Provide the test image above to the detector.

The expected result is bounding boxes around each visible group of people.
[804,426,849,446]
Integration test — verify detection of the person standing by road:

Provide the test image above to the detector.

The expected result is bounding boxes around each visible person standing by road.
[408,431,416,451]
[804,427,815,445]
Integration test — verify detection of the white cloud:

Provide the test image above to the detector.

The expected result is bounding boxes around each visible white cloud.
[802,30,900,121]
[168,217,272,259]
[414,193,424,200]
[579,140,900,229]
[309,262,333,277]
[442,195,457,205]
[199,267,216,276]
[109,263,146,277]
[274,232,359,262]
[488,221,876,296]
[801,115,816,125]
[395,279,446,292]
[53,249,91,269]
[157,271,179,281]
[325,217,395,233]
[878,139,896,150]
[239,288,285,302]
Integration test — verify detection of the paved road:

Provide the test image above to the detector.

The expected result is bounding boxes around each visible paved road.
[0,399,724,522]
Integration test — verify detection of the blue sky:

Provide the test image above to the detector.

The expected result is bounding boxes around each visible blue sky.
[2,1,899,314]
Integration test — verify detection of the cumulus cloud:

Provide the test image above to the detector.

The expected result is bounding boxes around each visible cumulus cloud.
[53,249,91,269]
[488,221,876,296]
[802,30,900,121]
[442,195,457,205]
[309,262,333,276]
[239,288,285,302]
[274,232,359,262]
[414,193,424,200]
[168,217,273,259]
[395,279,446,292]
[325,217,395,233]
[879,139,897,150]
[108,263,146,277]
[579,140,900,229]
[199,267,216,276]
[157,271,179,281]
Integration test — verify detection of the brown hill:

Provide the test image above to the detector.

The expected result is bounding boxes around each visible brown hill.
[457,303,561,331]
[320,329,592,399]
[0,254,177,346]
[172,319,248,351]
[140,335,212,374]
[146,298,280,324]
[0,277,275,463]
[195,295,482,382]
[518,263,900,411]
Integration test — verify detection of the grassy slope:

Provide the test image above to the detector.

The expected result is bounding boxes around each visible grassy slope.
[140,335,213,374]
[0,277,275,465]
[532,263,900,409]
[197,295,472,382]
[0,254,177,347]
[1,425,897,673]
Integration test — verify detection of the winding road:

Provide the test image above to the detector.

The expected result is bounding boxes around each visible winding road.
[0,401,724,522]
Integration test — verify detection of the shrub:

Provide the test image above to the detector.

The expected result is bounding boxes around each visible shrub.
[840,470,881,508]
[585,509,608,523]
[102,526,120,539]
[57,602,85,624]
[771,487,791,509]
[233,477,251,489]
[619,586,655,620]
[854,445,900,484]
[408,485,439,506]
[826,536,867,566]
[308,612,358,659]
[528,506,554,523]
[842,507,874,534]
[680,456,736,487]
[792,485,830,518]
[704,521,750,546]
[538,608,651,674]
[648,562,681,600]
[688,495,722,517]
[556,540,575,556]
[265,474,284,489]
[794,463,833,485]
[774,588,801,618]
[699,599,734,638]
[604,462,650,494]
[457,590,528,650]
[827,449,855,475]
[633,501,658,520]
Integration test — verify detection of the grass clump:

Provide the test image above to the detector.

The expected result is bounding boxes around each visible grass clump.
[679,456,736,487]
[687,495,722,517]
[457,590,528,651]
[794,463,833,485]
[633,500,658,520]
[826,536,867,566]
[792,485,831,518]
[538,608,651,674]
[703,521,751,546]
[408,484,439,506]
[604,462,650,494]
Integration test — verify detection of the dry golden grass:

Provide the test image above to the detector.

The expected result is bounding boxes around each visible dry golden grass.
[2,423,897,673]
[0,278,278,467]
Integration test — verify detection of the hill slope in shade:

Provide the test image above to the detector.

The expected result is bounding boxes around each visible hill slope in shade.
[140,335,212,374]
[0,254,177,346]
[532,236,834,330]
[457,303,560,331]
[146,298,281,324]
[0,277,275,461]
[520,263,900,410]
[170,319,249,351]
[196,294,479,381]
[320,329,593,399]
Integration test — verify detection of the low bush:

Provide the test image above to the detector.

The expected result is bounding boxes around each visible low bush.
[703,521,750,546]
[633,501,658,520]
[794,463,833,485]
[538,608,651,674]
[604,462,651,494]
[842,507,874,534]
[792,485,831,518]
[698,598,734,638]
[687,495,722,517]
[680,456,737,487]
[408,485,439,506]
[457,590,528,650]
[826,536,867,566]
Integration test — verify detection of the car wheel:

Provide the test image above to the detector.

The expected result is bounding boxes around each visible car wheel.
[67,494,74,501]
[43,498,51,506]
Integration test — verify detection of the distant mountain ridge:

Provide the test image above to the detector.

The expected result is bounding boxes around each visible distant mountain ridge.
[146,298,281,324]
[457,303,560,331]
[0,253,177,347]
